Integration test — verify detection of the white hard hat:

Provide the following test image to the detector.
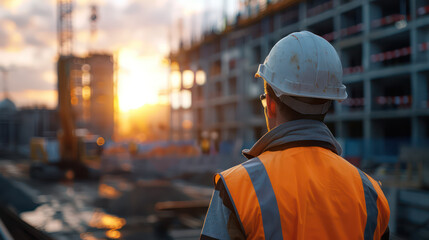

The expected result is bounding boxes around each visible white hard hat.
[255,31,347,114]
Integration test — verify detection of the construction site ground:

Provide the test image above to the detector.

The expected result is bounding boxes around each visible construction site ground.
[0,156,213,240]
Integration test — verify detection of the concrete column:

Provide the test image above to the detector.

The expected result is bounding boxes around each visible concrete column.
[273,10,281,32]
[298,1,307,30]
[238,36,249,147]
[362,0,372,166]
[335,120,343,139]
[410,0,418,63]
[412,116,419,146]
[333,0,341,51]
[363,115,372,167]
[202,62,210,132]
[410,0,419,147]
[363,77,372,166]
[362,0,371,71]
[409,0,416,23]
[385,187,399,234]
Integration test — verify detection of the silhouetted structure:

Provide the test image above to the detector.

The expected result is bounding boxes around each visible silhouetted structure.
[57,54,115,140]
[0,98,58,155]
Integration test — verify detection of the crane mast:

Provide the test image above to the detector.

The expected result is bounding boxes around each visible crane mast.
[58,0,73,56]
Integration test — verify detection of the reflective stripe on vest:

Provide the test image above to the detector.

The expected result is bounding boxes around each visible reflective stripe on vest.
[358,170,379,240]
[242,158,283,239]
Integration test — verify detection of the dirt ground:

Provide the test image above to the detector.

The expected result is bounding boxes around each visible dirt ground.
[0,157,212,240]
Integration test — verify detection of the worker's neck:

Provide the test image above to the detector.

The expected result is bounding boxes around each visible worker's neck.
[267,113,288,131]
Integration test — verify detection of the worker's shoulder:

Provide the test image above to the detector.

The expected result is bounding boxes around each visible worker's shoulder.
[216,161,247,180]
[215,157,261,185]
[359,169,390,217]
[361,170,389,198]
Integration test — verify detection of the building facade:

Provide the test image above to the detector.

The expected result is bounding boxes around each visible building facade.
[168,0,429,166]
[57,53,115,140]
[0,97,59,156]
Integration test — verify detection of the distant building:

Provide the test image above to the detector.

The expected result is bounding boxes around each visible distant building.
[168,0,429,166]
[57,53,115,140]
[16,107,59,155]
[0,98,18,152]
[0,98,58,155]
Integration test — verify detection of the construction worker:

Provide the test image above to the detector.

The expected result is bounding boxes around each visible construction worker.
[200,31,390,239]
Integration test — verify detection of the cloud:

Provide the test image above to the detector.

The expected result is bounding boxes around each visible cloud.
[0,0,221,109]
[92,0,172,54]
[0,0,25,11]
[0,20,24,51]
[6,14,30,29]
[0,28,8,48]
[42,70,56,84]
[8,66,56,92]
[0,1,55,51]
[9,89,57,108]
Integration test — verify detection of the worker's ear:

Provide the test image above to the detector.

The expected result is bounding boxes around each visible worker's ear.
[266,94,276,118]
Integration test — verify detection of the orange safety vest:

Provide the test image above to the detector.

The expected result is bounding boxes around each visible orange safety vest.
[215,146,390,240]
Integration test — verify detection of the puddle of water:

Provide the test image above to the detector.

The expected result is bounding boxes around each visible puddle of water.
[21,204,55,229]
[80,232,101,240]
[89,209,126,230]
[105,229,121,239]
[44,219,64,232]
[98,183,121,199]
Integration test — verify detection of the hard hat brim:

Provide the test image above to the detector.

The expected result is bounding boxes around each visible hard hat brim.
[256,64,348,101]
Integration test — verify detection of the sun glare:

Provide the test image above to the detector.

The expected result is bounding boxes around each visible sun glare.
[118,48,167,112]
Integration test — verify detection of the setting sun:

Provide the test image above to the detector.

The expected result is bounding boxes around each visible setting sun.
[117,48,168,112]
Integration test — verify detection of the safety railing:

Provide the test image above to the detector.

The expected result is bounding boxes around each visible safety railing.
[322,23,364,42]
[343,65,364,75]
[307,0,334,18]
[371,14,409,29]
[370,46,411,63]
[341,97,365,109]
[375,95,412,109]
[417,5,429,17]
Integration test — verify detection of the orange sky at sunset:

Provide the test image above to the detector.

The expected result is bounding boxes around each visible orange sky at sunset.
[0,0,231,111]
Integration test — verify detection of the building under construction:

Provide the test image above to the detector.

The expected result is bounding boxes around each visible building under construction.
[168,0,429,237]
[169,0,429,166]
[57,54,115,140]
[57,0,115,141]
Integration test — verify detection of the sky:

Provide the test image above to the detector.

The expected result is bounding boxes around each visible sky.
[0,0,238,110]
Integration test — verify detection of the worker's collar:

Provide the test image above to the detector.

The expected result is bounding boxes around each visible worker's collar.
[242,119,342,159]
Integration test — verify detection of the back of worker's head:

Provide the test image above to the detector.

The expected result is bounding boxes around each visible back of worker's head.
[256,31,347,122]
[264,82,328,121]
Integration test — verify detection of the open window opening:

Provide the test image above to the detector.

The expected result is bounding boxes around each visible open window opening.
[372,75,412,111]
[307,0,333,18]
[370,31,410,69]
[340,7,363,39]
[371,118,411,162]
[341,44,363,75]
[342,82,364,112]
[370,0,410,30]
[307,18,335,42]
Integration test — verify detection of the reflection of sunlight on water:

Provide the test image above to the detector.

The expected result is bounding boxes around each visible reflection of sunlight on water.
[118,180,133,191]
[21,204,55,229]
[89,210,126,230]
[106,229,122,239]
[44,219,64,232]
[98,183,121,199]
[21,203,94,233]
[80,232,99,240]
